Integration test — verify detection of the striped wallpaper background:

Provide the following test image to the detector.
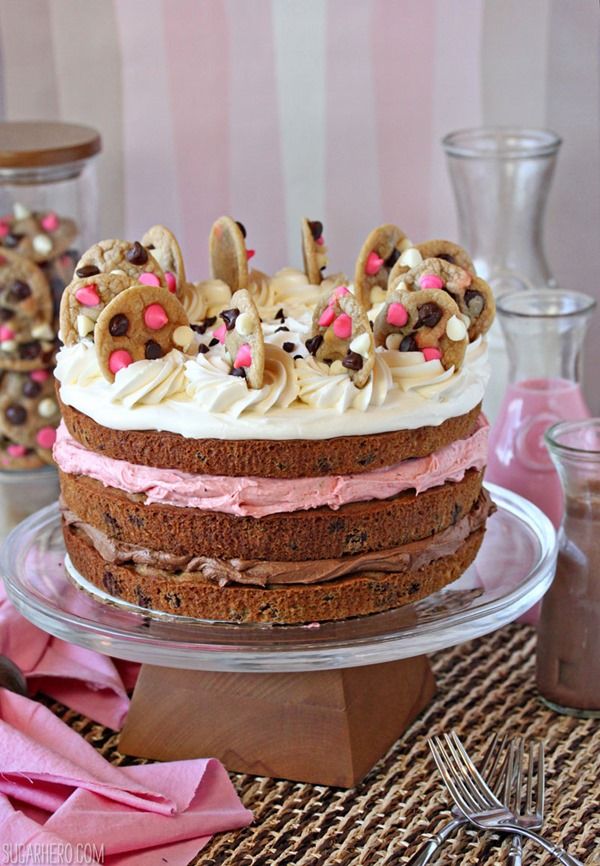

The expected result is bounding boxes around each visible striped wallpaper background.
[1,0,599,400]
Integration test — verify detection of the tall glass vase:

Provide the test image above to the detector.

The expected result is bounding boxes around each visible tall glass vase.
[486,290,595,528]
[443,127,562,421]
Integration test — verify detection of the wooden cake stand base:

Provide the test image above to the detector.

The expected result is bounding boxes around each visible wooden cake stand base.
[119,655,436,787]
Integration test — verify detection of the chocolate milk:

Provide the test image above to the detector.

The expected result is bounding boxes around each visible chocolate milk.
[536,488,600,714]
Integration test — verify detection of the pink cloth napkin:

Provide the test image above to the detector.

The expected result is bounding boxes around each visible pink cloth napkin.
[0,582,137,728]
[0,689,253,865]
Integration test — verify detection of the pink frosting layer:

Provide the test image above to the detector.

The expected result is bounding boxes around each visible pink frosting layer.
[54,418,488,518]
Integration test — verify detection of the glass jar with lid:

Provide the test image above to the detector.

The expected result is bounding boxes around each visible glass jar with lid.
[0,121,101,533]
[0,120,101,310]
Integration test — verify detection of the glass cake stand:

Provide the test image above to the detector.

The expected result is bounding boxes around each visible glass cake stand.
[1,483,556,673]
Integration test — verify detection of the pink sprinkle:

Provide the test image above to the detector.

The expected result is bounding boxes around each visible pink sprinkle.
[333,313,352,340]
[315,236,325,246]
[0,220,9,237]
[419,274,444,290]
[36,426,57,449]
[422,347,442,362]
[214,323,227,344]
[139,272,161,287]
[30,369,51,382]
[365,251,384,276]
[165,271,177,294]
[109,349,134,375]
[144,303,169,330]
[246,249,256,261]
[386,302,409,328]
[319,306,336,327]
[41,211,60,232]
[0,325,15,342]
[234,343,252,368]
[75,284,100,307]
[7,444,27,458]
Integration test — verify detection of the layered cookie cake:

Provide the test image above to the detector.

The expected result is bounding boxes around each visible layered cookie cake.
[55,219,495,623]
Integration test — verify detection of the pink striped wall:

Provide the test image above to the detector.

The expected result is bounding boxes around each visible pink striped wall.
[0,0,599,404]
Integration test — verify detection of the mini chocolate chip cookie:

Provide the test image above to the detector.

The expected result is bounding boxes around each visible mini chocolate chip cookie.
[0,206,78,263]
[308,286,374,388]
[0,369,60,464]
[209,216,250,292]
[353,223,410,308]
[301,217,328,284]
[390,257,494,341]
[142,224,186,297]
[374,288,468,371]
[0,249,56,371]
[94,284,194,382]
[60,272,132,345]
[215,288,265,389]
[73,239,166,288]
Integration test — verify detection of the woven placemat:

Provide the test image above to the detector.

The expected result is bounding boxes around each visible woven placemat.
[42,623,599,865]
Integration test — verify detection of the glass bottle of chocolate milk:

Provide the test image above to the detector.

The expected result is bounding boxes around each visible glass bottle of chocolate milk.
[536,419,600,717]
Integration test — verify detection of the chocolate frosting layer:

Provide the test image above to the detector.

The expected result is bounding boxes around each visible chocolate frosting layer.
[61,491,494,589]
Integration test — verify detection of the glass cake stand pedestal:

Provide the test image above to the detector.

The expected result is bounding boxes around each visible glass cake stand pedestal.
[1,483,556,787]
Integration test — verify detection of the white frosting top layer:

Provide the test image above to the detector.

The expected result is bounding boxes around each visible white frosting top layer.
[55,269,490,441]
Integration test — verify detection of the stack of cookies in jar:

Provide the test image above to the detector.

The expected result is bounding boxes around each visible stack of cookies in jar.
[0,203,75,469]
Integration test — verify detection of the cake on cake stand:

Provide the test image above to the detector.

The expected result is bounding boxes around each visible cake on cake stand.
[1,483,556,787]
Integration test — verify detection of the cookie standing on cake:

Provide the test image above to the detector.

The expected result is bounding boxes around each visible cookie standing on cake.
[54,217,496,624]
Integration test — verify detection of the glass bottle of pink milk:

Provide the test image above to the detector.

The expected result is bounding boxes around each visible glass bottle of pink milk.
[486,289,595,529]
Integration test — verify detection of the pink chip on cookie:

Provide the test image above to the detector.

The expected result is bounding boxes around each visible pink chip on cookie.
[139,272,161,287]
[7,443,27,457]
[318,306,336,327]
[109,349,134,374]
[333,313,352,340]
[0,325,15,342]
[419,274,444,290]
[365,251,384,276]
[30,369,51,383]
[422,347,442,362]
[75,284,100,306]
[386,302,408,328]
[144,303,169,330]
[165,272,177,294]
[214,323,227,344]
[41,212,60,232]
[234,344,252,368]
[36,426,56,449]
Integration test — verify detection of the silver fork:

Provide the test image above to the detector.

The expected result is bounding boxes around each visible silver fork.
[406,733,508,866]
[504,738,545,866]
[429,732,585,866]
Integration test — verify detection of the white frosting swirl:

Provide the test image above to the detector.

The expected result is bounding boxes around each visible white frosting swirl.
[55,342,188,408]
[185,343,298,418]
[296,353,393,413]
[380,349,455,393]
[180,282,208,323]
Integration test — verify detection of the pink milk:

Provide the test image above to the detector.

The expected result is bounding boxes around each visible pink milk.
[486,377,590,529]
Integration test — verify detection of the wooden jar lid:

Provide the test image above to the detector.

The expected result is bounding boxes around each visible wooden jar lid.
[0,121,102,169]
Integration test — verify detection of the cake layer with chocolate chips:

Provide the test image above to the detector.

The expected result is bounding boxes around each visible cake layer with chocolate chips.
[59,466,483,562]
[59,396,482,479]
[63,508,488,624]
